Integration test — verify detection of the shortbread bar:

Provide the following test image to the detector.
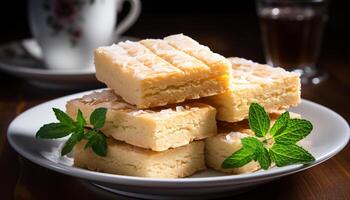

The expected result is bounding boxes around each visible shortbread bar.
[205,57,301,122]
[205,120,260,174]
[94,34,231,108]
[66,90,217,151]
[74,140,205,178]
[205,113,301,174]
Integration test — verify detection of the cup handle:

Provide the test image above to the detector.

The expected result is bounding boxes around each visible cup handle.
[114,0,141,37]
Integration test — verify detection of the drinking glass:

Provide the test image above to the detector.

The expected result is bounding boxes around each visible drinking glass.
[256,0,329,85]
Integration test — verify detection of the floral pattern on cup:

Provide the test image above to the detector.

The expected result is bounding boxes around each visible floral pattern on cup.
[42,0,96,46]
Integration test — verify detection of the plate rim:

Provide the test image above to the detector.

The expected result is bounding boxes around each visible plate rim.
[7,90,350,187]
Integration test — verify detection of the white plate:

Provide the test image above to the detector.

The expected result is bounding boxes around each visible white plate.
[0,37,138,89]
[7,89,350,199]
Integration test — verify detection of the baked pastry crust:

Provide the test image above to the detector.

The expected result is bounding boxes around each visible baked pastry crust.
[94,34,231,108]
[205,57,301,122]
[205,113,301,174]
[66,90,217,151]
[74,140,205,178]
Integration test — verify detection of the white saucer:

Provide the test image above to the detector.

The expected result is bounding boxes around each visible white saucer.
[7,89,350,199]
[0,37,138,89]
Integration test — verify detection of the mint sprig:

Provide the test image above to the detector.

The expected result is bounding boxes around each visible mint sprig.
[274,119,313,144]
[270,111,289,137]
[36,107,108,157]
[222,103,315,170]
[269,144,315,166]
[222,137,272,170]
[248,103,270,137]
[222,146,255,168]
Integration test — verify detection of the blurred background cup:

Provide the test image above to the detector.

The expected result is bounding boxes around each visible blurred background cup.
[28,0,141,70]
[256,0,329,85]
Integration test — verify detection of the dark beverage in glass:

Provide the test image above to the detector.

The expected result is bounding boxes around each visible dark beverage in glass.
[256,0,329,85]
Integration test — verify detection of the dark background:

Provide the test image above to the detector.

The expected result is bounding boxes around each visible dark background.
[0,0,348,63]
[1,1,350,200]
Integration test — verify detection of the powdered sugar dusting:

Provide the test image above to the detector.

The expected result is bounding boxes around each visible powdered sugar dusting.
[176,106,185,112]
[229,57,300,89]
[151,65,176,73]
[81,90,118,104]
[79,90,134,109]
[157,108,174,117]
[224,132,249,144]
[129,110,149,116]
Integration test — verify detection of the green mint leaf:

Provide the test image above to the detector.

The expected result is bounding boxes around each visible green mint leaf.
[270,111,289,137]
[36,123,73,139]
[248,103,270,137]
[53,108,75,128]
[76,109,86,129]
[221,147,255,169]
[90,107,107,129]
[257,147,271,170]
[274,119,313,144]
[84,130,107,157]
[269,143,315,167]
[241,137,263,152]
[61,129,84,156]
[91,132,107,157]
[84,130,97,149]
[37,107,108,157]
[242,137,271,169]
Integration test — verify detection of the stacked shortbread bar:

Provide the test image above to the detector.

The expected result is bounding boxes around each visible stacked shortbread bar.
[205,57,301,122]
[206,113,301,174]
[69,34,230,178]
[94,34,231,108]
[74,139,205,178]
[204,58,300,174]
[68,34,301,178]
[67,90,217,152]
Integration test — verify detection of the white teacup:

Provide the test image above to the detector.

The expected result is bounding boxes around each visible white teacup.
[28,0,141,70]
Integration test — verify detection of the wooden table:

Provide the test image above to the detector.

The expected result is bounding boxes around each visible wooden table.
[1,12,349,200]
